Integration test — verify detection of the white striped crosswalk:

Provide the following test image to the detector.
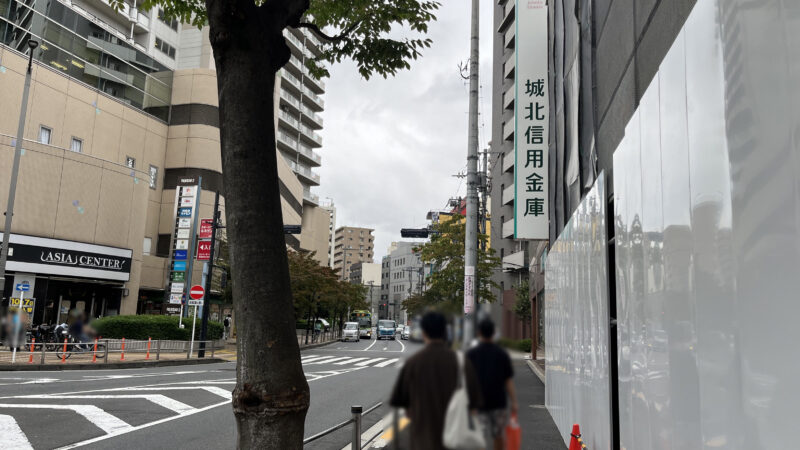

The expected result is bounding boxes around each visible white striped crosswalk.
[0,381,232,449]
[301,355,399,369]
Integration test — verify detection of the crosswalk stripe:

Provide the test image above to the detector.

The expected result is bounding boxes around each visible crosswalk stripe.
[304,357,352,365]
[374,358,399,368]
[0,404,131,434]
[333,357,368,365]
[112,386,232,400]
[301,356,342,365]
[355,358,386,366]
[300,355,319,360]
[0,414,33,450]
[18,395,194,414]
[299,356,335,364]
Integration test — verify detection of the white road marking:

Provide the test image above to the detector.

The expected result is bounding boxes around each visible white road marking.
[304,356,352,365]
[397,339,406,353]
[16,395,194,414]
[54,400,230,450]
[355,358,386,367]
[300,354,319,360]
[333,357,368,365]
[305,367,365,382]
[0,404,131,434]
[374,358,399,368]
[0,414,33,450]
[364,339,378,351]
[299,355,339,364]
[113,386,232,400]
[383,347,388,351]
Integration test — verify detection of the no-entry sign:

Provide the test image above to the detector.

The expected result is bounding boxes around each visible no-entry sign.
[189,285,205,300]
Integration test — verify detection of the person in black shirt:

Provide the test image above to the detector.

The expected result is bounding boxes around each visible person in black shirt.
[466,318,519,450]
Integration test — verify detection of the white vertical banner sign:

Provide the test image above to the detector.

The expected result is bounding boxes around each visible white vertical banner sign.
[514,0,549,239]
[464,265,475,314]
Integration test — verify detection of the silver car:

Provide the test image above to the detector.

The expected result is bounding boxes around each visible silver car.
[342,322,359,342]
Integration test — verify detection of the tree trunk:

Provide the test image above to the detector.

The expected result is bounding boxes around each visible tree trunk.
[206,0,310,447]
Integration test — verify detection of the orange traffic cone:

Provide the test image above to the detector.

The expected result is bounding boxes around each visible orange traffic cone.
[569,424,583,450]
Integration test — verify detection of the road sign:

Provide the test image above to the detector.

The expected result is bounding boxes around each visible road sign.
[199,219,213,239]
[187,299,204,307]
[15,282,30,292]
[189,285,205,300]
[196,240,211,260]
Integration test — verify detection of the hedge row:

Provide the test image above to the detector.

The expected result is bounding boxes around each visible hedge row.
[91,315,223,340]
[497,338,532,353]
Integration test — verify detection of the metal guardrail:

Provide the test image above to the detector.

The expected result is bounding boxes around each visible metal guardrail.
[303,402,382,449]
[0,339,222,364]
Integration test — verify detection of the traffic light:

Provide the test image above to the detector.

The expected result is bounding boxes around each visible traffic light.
[400,228,429,238]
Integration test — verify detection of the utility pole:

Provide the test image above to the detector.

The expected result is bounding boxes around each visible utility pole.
[480,149,488,249]
[199,190,221,358]
[0,40,38,296]
[463,0,480,347]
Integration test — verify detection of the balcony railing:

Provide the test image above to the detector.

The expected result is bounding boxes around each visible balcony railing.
[277,130,322,166]
[288,160,321,184]
[502,218,514,239]
[503,184,515,205]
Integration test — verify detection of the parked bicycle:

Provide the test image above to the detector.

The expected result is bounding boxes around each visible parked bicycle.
[53,326,106,360]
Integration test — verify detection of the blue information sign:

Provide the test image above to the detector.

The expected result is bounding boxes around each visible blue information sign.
[178,207,193,218]
[15,282,30,292]
[173,250,188,260]
[172,261,187,271]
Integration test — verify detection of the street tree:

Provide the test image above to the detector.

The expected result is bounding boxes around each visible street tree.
[108,1,441,446]
[513,279,531,338]
[406,214,501,314]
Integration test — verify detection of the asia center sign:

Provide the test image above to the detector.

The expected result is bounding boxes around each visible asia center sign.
[38,251,126,270]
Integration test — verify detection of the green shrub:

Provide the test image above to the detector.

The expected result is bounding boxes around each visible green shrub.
[91,315,223,340]
[498,337,532,353]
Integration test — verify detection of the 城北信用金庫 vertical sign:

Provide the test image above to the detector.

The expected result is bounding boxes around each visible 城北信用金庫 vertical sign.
[514,0,549,239]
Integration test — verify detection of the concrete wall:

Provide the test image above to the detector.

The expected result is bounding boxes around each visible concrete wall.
[300,204,331,265]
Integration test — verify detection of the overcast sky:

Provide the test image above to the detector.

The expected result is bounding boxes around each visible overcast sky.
[317,1,494,260]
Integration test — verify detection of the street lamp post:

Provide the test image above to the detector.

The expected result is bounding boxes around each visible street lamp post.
[0,40,39,296]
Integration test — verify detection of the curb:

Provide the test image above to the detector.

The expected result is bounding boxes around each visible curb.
[0,358,227,371]
[526,358,546,383]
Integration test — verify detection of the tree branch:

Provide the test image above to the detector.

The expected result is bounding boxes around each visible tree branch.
[296,21,361,43]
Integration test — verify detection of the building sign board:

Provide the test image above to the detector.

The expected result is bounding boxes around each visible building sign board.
[196,240,211,260]
[178,218,191,228]
[178,208,192,218]
[176,229,190,239]
[0,233,132,281]
[514,0,549,239]
[199,219,213,239]
[10,298,35,314]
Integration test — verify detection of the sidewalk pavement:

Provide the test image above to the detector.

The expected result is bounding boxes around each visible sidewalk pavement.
[364,351,565,449]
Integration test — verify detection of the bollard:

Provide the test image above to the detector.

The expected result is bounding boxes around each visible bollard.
[120,337,126,361]
[146,337,151,360]
[92,339,98,363]
[28,338,35,363]
[351,405,362,450]
[40,343,45,364]
[156,340,161,361]
[103,339,109,364]
[186,341,191,359]
[211,341,215,358]
[61,338,67,363]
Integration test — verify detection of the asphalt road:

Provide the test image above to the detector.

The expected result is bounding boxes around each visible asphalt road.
[0,332,422,449]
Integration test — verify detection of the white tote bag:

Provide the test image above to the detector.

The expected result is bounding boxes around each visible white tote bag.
[442,352,486,449]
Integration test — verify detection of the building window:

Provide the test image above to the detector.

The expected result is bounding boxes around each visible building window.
[70,137,82,153]
[125,156,136,168]
[154,37,176,59]
[39,126,51,144]
[143,237,152,256]
[157,9,179,31]
[149,165,158,189]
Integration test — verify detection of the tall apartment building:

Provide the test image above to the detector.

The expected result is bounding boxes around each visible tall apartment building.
[387,241,423,326]
[379,255,390,319]
[332,226,374,280]
[348,261,380,316]
[0,0,331,321]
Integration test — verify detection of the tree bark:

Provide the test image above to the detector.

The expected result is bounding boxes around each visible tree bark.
[205,0,310,447]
